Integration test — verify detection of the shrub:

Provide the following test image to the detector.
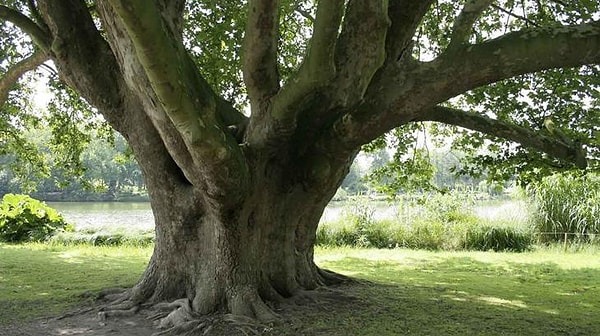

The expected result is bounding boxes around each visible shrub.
[464,225,532,252]
[48,228,155,247]
[0,194,73,242]
[528,173,600,243]
[421,191,476,224]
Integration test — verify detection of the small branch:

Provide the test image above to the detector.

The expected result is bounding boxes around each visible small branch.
[0,50,48,107]
[549,0,568,7]
[295,7,314,23]
[491,4,539,27]
[415,105,587,168]
[0,5,51,50]
[448,0,494,49]
[242,0,281,105]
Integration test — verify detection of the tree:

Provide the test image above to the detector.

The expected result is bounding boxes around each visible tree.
[1,0,598,332]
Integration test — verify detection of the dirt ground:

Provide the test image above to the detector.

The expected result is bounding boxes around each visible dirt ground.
[0,308,158,336]
[0,285,361,336]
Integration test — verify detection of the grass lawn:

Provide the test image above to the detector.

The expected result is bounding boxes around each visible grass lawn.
[1,244,599,335]
[0,243,151,324]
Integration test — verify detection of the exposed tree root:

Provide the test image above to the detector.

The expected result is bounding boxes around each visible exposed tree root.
[318,268,355,285]
[91,272,354,335]
[96,287,130,302]
[97,302,140,321]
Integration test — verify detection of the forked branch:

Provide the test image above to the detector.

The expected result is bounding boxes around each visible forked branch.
[269,0,344,120]
[415,106,587,168]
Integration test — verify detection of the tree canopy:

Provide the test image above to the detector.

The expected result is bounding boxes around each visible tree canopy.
[1,1,598,188]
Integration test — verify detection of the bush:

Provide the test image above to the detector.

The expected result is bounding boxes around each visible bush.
[0,194,73,242]
[528,173,600,243]
[464,225,532,252]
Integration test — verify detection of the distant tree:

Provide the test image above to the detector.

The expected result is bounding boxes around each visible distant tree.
[341,161,366,194]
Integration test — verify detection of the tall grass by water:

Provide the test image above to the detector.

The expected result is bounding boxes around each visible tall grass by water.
[528,173,600,244]
[317,191,533,252]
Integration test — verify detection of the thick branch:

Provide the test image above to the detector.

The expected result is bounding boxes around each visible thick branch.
[0,5,50,50]
[415,106,587,168]
[0,51,48,106]
[268,0,344,121]
[107,0,249,203]
[448,0,493,50]
[385,0,434,62]
[37,0,123,121]
[330,20,600,149]
[242,0,280,105]
[439,21,600,101]
[333,0,390,106]
[302,0,344,86]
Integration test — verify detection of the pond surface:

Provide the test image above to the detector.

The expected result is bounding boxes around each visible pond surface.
[48,202,154,231]
[48,200,527,231]
[48,201,395,231]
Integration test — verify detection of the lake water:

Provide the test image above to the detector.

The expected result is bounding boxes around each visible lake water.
[48,201,395,231]
[49,202,155,231]
[48,200,527,231]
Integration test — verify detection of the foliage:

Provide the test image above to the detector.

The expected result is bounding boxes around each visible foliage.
[528,172,600,243]
[0,194,72,242]
[464,225,532,252]
[317,192,533,252]
[1,129,145,199]
[48,228,154,247]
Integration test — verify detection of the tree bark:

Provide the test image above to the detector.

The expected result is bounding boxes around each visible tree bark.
[122,145,352,328]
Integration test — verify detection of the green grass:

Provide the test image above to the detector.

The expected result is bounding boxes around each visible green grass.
[2,244,600,335]
[0,243,151,323]
[313,247,600,335]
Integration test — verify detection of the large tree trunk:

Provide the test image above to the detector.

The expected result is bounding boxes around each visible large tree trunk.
[121,147,352,328]
[36,2,355,327]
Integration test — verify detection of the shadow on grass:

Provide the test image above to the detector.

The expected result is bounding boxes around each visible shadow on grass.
[2,245,599,335]
[311,257,599,336]
[0,244,149,324]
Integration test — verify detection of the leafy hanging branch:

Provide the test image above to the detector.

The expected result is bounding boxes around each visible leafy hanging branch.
[415,106,587,168]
